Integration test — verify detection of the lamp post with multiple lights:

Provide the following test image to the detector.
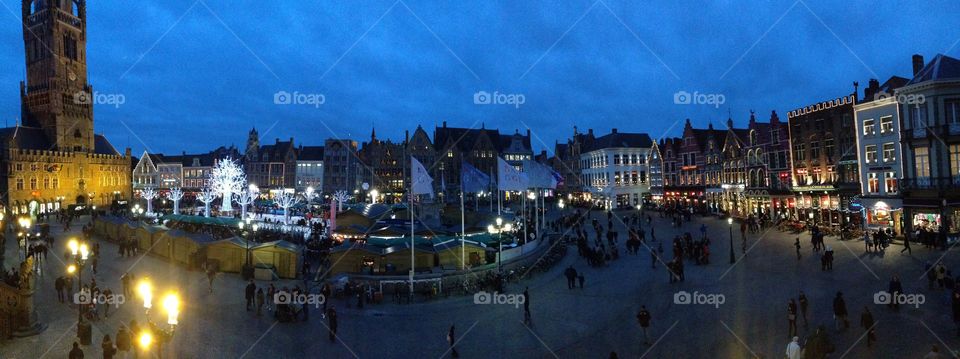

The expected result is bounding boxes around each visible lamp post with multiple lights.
[136,279,180,358]
[488,217,513,272]
[67,238,92,344]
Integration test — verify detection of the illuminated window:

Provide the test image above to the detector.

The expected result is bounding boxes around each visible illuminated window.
[862,119,875,136]
[884,172,898,194]
[867,173,879,193]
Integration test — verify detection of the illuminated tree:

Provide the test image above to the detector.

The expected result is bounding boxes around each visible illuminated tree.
[141,187,158,215]
[234,188,255,219]
[332,190,349,212]
[168,187,184,215]
[209,157,245,213]
[197,186,216,217]
[274,191,300,225]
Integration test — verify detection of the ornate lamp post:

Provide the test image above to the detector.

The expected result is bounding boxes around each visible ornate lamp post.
[728,218,735,264]
[136,280,180,359]
[67,238,91,344]
[488,217,513,272]
[17,217,31,259]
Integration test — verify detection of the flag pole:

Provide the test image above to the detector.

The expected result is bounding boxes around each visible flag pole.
[522,190,527,244]
[460,183,466,270]
[409,159,415,296]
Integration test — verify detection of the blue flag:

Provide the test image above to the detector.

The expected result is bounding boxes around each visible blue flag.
[461,161,490,193]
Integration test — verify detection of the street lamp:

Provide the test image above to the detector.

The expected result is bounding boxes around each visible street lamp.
[136,280,180,358]
[488,217,513,272]
[728,218,735,264]
[17,217,31,259]
[67,238,91,344]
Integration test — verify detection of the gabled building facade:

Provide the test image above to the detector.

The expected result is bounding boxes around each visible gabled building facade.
[897,54,960,238]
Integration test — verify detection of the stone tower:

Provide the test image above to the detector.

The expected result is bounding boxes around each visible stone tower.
[20,0,94,152]
[245,127,260,161]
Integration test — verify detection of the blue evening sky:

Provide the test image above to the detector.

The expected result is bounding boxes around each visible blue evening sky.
[0,0,958,155]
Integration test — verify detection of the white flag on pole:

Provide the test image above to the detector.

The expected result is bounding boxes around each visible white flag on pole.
[497,157,528,191]
[523,160,558,189]
[411,157,434,197]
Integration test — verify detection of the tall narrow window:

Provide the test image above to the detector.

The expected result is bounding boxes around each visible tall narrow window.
[867,173,879,193]
[884,172,898,194]
[915,147,930,178]
[882,143,895,163]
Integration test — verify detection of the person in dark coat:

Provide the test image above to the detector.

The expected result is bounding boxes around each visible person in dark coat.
[952,287,960,337]
[833,291,848,331]
[522,287,531,324]
[563,266,577,289]
[889,275,904,311]
[860,306,875,347]
[637,305,652,345]
[447,325,459,358]
[69,342,84,359]
[327,306,338,342]
[101,334,116,359]
[245,280,256,311]
[115,327,131,356]
[798,291,809,328]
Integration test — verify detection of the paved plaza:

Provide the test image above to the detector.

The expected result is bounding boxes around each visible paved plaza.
[2,210,959,358]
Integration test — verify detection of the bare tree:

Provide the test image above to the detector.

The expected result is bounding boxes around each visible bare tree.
[332,190,350,212]
[168,187,184,215]
[141,187,158,215]
[274,191,301,225]
[234,188,255,219]
[197,186,216,217]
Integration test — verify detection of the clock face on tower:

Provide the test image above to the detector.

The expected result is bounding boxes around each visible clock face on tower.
[68,72,76,81]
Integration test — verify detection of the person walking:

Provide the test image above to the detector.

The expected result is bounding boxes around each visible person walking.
[255,288,265,317]
[55,276,65,303]
[788,299,798,337]
[563,266,577,289]
[901,235,912,255]
[447,325,459,358]
[952,286,960,337]
[889,275,904,311]
[115,327,130,359]
[206,268,216,294]
[794,238,801,260]
[327,306,338,342]
[522,287,531,324]
[577,274,585,289]
[245,280,256,311]
[860,306,876,348]
[101,334,117,359]
[636,305,652,345]
[833,291,848,331]
[798,291,809,328]
[69,341,84,359]
[785,336,801,359]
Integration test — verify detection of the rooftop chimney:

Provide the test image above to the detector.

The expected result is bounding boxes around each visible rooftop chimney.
[611,128,618,134]
[443,121,447,128]
[913,54,924,76]
[588,128,594,136]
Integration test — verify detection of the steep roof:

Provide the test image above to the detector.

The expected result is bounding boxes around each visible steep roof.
[298,145,324,161]
[433,126,502,152]
[258,140,294,162]
[0,126,50,150]
[907,54,960,85]
[585,131,653,151]
[93,134,120,155]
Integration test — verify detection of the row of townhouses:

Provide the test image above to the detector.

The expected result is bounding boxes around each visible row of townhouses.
[550,54,958,239]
